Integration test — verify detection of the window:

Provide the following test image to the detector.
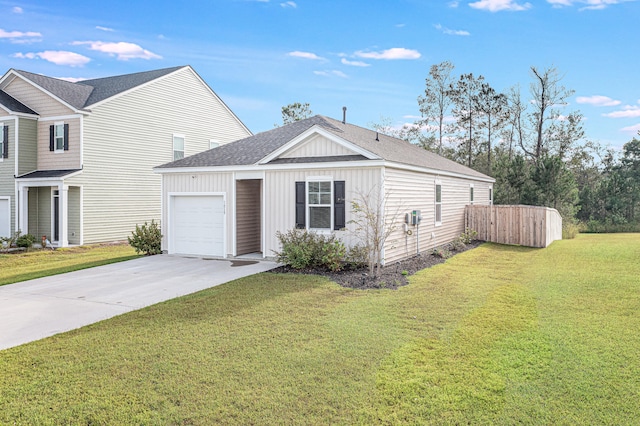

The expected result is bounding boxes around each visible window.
[54,124,65,151]
[470,185,474,204]
[308,181,332,230]
[209,139,220,150]
[49,123,68,152]
[489,188,493,205]
[173,134,185,161]
[0,124,7,160]
[435,181,442,225]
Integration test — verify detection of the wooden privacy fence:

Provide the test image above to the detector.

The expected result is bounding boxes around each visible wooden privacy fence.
[465,205,562,248]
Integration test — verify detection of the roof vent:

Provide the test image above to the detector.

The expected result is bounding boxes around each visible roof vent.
[376,131,379,141]
[342,106,347,124]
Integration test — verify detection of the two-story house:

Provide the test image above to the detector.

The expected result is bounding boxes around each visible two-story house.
[0,66,251,246]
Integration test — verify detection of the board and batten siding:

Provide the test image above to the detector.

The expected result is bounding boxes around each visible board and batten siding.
[68,67,251,244]
[3,77,74,117]
[263,166,382,257]
[0,119,15,233]
[67,186,81,245]
[36,117,81,171]
[18,118,38,176]
[382,167,493,264]
[280,134,354,158]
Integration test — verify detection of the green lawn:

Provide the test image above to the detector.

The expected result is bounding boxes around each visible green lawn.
[0,244,140,286]
[0,234,638,424]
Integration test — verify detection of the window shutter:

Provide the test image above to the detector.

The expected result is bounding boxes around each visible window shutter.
[334,181,345,230]
[2,126,8,159]
[49,125,54,151]
[63,124,69,151]
[295,181,306,229]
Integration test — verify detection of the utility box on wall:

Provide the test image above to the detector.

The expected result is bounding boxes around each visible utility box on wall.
[405,210,422,226]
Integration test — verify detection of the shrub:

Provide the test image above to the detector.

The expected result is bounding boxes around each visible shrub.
[459,228,478,244]
[16,233,37,248]
[128,220,162,255]
[274,229,347,271]
[562,221,580,239]
[345,244,368,268]
[0,231,21,252]
[449,238,466,252]
[432,247,452,259]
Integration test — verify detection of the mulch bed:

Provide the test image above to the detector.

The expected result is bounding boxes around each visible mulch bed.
[271,241,483,290]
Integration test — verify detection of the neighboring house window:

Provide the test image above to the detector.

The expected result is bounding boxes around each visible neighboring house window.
[0,124,7,160]
[49,123,69,152]
[173,134,185,160]
[489,188,493,205]
[295,180,346,231]
[209,139,220,149]
[435,181,442,226]
[470,184,474,204]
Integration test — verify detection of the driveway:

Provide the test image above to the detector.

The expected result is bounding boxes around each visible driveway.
[0,255,277,351]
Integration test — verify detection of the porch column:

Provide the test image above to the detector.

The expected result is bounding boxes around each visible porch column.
[18,185,29,235]
[59,184,69,248]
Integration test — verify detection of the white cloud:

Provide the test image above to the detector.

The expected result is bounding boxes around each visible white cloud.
[280,1,297,7]
[57,76,87,83]
[576,95,621,106]
[314,70,348,78]
[354,47,421,60]
[0,28,42,41]
[621,123,640,133]
[12,6,23,13]
[13,50,91,67]
[469,0,532,12]
[603,105,640,118]
[395,23,406,28]
[547,0,633,9]
[434,23,471,36]
[288,51,324,60]
[96,26,115,32]
[341,58,370,67]
[72,41,161,60]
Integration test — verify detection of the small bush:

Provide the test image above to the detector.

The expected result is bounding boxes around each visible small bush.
[432,247,452,259]
[459,228,478,244]
[128,220,162,255]
[449,238,466,252]
[274,229,347,271]
[562,221,580,239]
[16,233,37,248]
[345,244,368,268]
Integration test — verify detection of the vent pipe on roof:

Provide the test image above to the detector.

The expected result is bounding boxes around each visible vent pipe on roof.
[376,131,379,141]
[342,106,347,124]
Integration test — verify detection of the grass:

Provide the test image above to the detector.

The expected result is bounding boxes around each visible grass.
[0,234,639,424]
[0,243,140,286]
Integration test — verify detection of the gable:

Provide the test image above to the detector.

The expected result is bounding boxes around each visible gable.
[279,133,360,159]
[2,76,73,117]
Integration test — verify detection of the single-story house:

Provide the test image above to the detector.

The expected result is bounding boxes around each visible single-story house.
[154,115,494,264]
[0,65,250,245]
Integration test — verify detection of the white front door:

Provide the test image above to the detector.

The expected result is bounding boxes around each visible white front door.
[0,197,9,238]
[170,195,225,257]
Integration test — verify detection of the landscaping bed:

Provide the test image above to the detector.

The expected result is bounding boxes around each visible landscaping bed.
[272,241,483,289]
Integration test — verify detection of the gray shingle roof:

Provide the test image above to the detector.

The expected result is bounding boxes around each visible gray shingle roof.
[0,89,37,114]
[12,66,185,110]
[17,169,82,179]
[156,115,493,180]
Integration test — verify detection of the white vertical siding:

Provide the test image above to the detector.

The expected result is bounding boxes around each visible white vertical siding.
[281,135,354,158]
[67,186,81,244]
[68,67,251,244]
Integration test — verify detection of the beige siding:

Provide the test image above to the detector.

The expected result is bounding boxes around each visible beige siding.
[383,167,493,264]
[281,134,354,158]
[236,180,261,255]
[67,186,81,245]
[18,118,38,175]
[28,187,52,239]
[36,118,82,170]
[69,67,251,244]
[3,77,74,116]
[0,119,15,234]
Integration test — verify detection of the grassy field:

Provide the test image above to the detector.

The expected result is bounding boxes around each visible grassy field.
[0,244,140,286]
[0,234,638,424]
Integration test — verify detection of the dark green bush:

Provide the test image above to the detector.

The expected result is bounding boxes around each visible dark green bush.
[128,220,162,255]
[16,233,37,248]
[274,229,347,271]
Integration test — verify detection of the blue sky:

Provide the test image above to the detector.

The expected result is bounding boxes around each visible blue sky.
[2,0,639,150]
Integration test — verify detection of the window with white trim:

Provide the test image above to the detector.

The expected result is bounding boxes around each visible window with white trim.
[435,181,442,225]
[308,180,332,230]
[470,184,474,204]
[209,139,220,149]
[173,134,185,161]
[54,123,65,151]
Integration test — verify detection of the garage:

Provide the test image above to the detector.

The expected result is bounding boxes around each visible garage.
[0,197,9,238]
[169,194,225,257]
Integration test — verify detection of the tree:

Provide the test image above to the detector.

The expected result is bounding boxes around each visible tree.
[417,61,455,155]
[474,82,507,174]
[501,85,528,160]
[281,102,312,125]
[450,73,484,168]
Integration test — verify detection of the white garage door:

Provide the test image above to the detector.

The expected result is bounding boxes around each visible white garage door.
[0,198,9,238]
[170,195,225,257]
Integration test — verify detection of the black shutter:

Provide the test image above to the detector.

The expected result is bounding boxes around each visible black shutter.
[63,124,69,151]
[295,181,306,229]
[334,181,345,230]
[49,125,54,151]
[2,125,8,159]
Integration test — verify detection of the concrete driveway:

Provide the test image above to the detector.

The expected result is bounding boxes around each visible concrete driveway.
[0,255,277,351]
